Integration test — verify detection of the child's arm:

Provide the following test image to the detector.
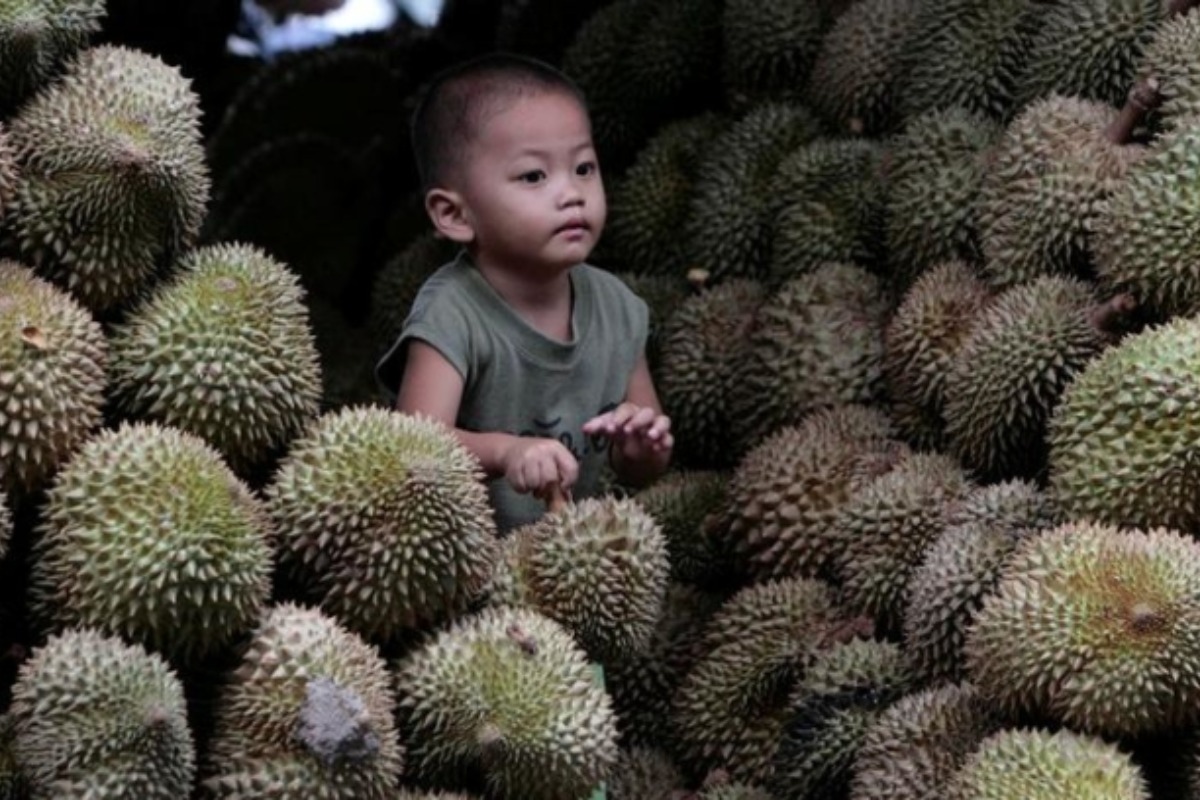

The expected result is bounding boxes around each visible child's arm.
[582,355,673,488]
[397,340,579,496]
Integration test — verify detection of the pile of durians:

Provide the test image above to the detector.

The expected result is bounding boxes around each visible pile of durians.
[8,0,1200,798]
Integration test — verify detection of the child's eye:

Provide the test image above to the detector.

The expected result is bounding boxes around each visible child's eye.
[518,170,546,184]
[576,161,597,177]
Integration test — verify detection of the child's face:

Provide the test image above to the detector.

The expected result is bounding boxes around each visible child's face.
[455,90,606,276]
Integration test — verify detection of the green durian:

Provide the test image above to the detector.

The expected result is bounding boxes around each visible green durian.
[731,262,889,452]
[395,606,618,800]
[721,405,908,581]
[109,243,322,470]
[267,407,498,642]
[699,785,775,800]
[771,639,913,800]
[898,0,1039,120]
[848,683,1001,800]
[7,45,209,313]
[0,0,104,114]
[883,260,991,449]
[395,793,478,800]
[615,272,691,373]
[0,123,16,222]
[978,95,1144,290]
[608,748,684,800]
[947,728,1149,800]
[720,0,825,109]
[966,521,1200,737]
[635,471,731,587]
[369,233,457,357]
[835,451,973,634]
[201,604,404,799]
[884,109,1000,285]
[0,261,106,494]
[683,104,823,283]
[806,0,919,136]
[941,276,1131,481]
[30,422,272,664]
[11,629,194,799]
[1048,316,1200,531]
[658,279,765,470]
[1136,8,1200,130]
[0,715,26,800]
[671,577,845,784]
[902,480,1055,684]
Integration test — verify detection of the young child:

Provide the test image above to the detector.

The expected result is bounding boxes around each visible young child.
[376,53,673,533]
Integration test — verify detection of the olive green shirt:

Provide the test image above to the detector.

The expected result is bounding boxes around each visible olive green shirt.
[376,251,649,533]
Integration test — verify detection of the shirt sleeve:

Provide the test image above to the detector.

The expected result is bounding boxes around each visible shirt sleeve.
[374,280,474,402]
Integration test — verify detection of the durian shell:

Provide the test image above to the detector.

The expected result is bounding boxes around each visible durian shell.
[608,747,685,800]
[635,471,732,588]
[0,0,105,114]
[720,0,826,110]
[1136,9,1200,131]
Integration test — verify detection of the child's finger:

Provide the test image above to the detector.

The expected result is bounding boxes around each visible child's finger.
[606,403,639,432]
[581,413,612,434]
[622,406,657,433]
[553,447,580,488]
[646,415,672,440]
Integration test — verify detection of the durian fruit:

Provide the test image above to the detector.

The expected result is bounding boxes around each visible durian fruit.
[7,45,209,313]
[966,522,1200,737]
[0,714,26,800]
[806,0,919,136]
[720,0,826,109]
[770,639,913,800]
[10,629,194,799]
[0,261,106,494]
[635,471,731,587]
[848,683,1001,800]
[489,496,668,663]
[395,792,478,800]
[30,422,272,664]
[883,261,992,450]
[608,748,684,800]
[978,94,1145,291]
[615,272,691,373]
[720,405,909,582]
[1015,0,1169,109]
[369,234,457,357]
[671,577,845,784]
[201,604,403,799]
[683,104,823,284]
[731,262,889,453]
[902,480,1055,684]
[109,243,322,471]
[884,109,1001,285]
[698,784,775,800]
[897,0,1040,120]
[941,276,1132,481]
[0,0,104,114]
[1048,316,1200,531]
[947,728,1150,800]
[834,452,972,634]
[394,607,618,800]
[1136,8,1200,130]
[0,123,17,222]
[657,279,766,470]
[267,408,498,642]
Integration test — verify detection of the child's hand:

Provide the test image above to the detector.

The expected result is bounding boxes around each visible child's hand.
[583,403,674,465]
[501,437,579,497]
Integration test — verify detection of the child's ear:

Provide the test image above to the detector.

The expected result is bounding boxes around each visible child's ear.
[425,189,475,244]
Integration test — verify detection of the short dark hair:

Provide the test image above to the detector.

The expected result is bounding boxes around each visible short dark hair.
[410,52,588,192]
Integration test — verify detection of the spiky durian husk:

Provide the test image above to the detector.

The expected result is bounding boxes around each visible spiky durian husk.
[720,0,825,109]
[968,523,1200,737]
[0,714,26,800]
[615,272,691,374]
[721,405,908,582]
[0,123,16,222]
[730,262,889,452]
[902,481,1055,684]
[848,683,1001,800]
[109,243,321,470]
[395,607,618,800]
[699,785,776,800]
[885,109,1000,285]
[806,0,917,136]
[672,578,845,785]
[201,604,403,799]
[369,234,457,357]
[978,96,1142,290]
[883,261,991,448]
[395,792,478,800]
[635,471,731,587]
[7,45,209,313]
[683,104,823,283]
[771,639,912,800]
[1048,316,1200,531]
[834,452,972,634]
[947,728,1150,800]
[0,0,104,114]
[1094,120,1200,320]
[897,0,1039,120]
[0,261,105,494]
[941,276,1111,481]
[1137,10,1200,131]
[30,423,272,664]
[1015,0,1164,109]
[267,408,497,642]
[11,629,194,799]
[605,113,728,277]
[609,748,684,800]
[658,279,765,470]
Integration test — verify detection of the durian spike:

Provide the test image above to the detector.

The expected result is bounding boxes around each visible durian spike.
[1088,292,1139,339]
[1106,77,1163,144]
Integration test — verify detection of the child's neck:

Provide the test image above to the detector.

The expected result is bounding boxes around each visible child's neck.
[475,257,574,343]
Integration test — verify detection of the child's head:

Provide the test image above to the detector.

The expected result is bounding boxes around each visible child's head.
[411,53,606,276]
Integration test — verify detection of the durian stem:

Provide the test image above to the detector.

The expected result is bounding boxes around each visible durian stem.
[1088,293,1138,337]
[686,267,711,291]
[1165,0,1200,17]
[1106,78,1163,145]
